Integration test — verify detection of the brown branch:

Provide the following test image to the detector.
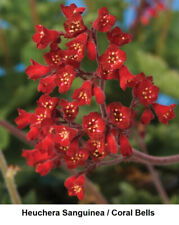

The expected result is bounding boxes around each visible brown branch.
[29,0,40,26]
[135,132,169,204]
[0,150,21,204]
[132,149,179,166]
[85,178,107,204]
[130,0,146,39]
[0,120,35,146]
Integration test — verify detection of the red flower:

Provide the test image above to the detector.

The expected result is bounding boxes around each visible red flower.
[60,4,85,18]
[22,145,59,176]
[118,65,135,91]
[37,95,59,112]
[72,81,92,106]
[54,125,78,146]
[15,109,32,129]
[44,48,63,67]
[36,161,55,176]
[99,45,126,72]
[87,39,97,61]
[87,138,107,161]
[25,59,50,81]
[119,134,132,156]
[107,133,118,154]
[83,112,105,139]
[107,27,132,47]
[93,85,105,104]
[31,107,51,128]
[107,102,134,129]
[66,33,87,62]
[64,175,86,200]
[59,99,79,121]
[64,14,86,38]
[134,77,159,106]
[97,65,118,80]
[141,108,154,125]
[65,144,89,169]
[153,103,176,124]
[32,25,59,49]
[38,75,56,94]
[56,65,75,93]
[22,148,50,167]
[93,7,116,32]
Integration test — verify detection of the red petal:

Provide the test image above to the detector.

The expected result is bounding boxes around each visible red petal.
[93,85,105,104]
[15,109,32,129]
[36,160,53,176]
[119,134,132,156]
[87,40,97,61]
[107,133,118,154]
[141,108,154,125]
[25,59,50,81]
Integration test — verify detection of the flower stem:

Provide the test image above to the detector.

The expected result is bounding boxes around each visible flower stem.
[156,0,173,56]
[0,150,21,204]
[29,0,40,26]
[135,133,169,204]
[0,119,35,146]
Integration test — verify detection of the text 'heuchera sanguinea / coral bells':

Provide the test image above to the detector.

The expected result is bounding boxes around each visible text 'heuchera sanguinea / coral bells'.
[15,3,176,200]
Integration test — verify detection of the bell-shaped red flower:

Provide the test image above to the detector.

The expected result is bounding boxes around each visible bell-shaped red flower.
[56,65,75,93]
[153,103,176,124]
[32,25,59,49]
[97,65,118,80]
[60,4,85,18]
[64,14,86,38]
[54,125,78,146]
[83,112,105,139]
[37,94,59,112]
[44,48,63,67]
[64,175,86,200]
[72,81,92,106]
[135,77,159,106]
[99,45,126,72]
[38,75,56,94]
[87,137,107,161]
[65,140,89,169]
[107,27,132,47]
[25,59,50,81]
[59,99,79,121]
[15,109,32,129]
[66,33,87,62]
[107,102,134,129]
[93,7,116,32]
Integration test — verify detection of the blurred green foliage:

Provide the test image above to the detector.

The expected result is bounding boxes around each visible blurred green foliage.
[0,0,178,204]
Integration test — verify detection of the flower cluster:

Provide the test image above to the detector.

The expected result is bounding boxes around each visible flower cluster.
[15,4,175,200]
